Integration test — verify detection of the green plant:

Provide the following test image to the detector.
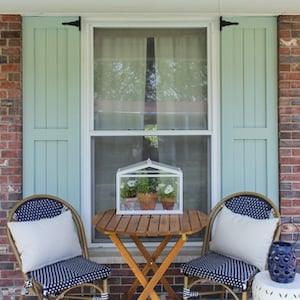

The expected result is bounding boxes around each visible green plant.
[144,124,158,148]
[158,177,177,199]
[120,178,137,199]
[136,176,158,194]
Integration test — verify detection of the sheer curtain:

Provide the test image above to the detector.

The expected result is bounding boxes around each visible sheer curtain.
[155,32,207,130]
[94,34,147,130]
[92,29,210,242]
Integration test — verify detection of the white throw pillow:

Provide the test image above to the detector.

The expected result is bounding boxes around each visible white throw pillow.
[8,210,82,273]
[209,205,279,271]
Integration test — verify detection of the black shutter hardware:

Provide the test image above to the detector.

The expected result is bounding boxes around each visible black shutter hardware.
[62,17,81,31]
[220,16,239,31]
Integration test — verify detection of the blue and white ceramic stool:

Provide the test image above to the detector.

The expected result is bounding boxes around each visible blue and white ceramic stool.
[252,270,300,300]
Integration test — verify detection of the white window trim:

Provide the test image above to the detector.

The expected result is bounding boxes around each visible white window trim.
[80,14,221,249]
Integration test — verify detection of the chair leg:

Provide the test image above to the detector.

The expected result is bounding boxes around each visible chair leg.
[101,278,109,300]
[183,276,189,300]
[241,291,248,300]
[220,288,224,300]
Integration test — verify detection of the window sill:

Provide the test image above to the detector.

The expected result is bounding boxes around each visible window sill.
[89,242,203,264]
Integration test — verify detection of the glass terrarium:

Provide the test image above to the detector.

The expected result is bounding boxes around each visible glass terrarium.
[116,159,183,214]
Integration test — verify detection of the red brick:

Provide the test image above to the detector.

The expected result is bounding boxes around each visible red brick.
[291,16,300,22]
[2,15,21,22]
[279,16,292,23]
[1,64,21,72]
[279,30,292,39]
[292,148,300,154]
[279,47,291,55]
[279,80,291,88]
[282,207,300,215]
[0,91,7,99]
[0,13,22,300]
[0,81,20,89]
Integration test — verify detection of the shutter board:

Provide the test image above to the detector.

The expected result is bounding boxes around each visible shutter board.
[221,17,278,203]
[23,17,80,210]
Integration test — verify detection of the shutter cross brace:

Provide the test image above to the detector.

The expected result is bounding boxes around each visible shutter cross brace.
[62,17,81,31]
[220,16,239,31]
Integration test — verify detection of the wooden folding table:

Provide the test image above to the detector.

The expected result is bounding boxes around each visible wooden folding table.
[93,209,208,300]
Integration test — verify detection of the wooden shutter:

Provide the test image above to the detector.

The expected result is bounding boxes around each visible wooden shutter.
[221,17,278,203]
[23,17,81,209]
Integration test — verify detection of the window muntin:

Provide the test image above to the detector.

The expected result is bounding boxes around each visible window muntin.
[91,27,211,243]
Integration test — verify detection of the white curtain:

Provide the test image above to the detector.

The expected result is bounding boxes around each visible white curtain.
[155,33,207,130]
[94,35,147,130]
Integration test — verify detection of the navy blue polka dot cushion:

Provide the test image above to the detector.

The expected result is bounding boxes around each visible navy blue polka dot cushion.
[181,252,259,291]
[32,256,111,296]
[225,194,272,219]
[13,197,65,222]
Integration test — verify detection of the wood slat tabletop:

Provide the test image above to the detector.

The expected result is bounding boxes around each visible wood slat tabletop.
[93,209,208,237]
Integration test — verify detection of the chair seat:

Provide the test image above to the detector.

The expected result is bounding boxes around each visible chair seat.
[31,256,111,296]
[181,252,259,291]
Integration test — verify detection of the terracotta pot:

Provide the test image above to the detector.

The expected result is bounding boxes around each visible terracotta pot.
[138,192,158,210]
[123,197,137,210]
[161,197,176,210]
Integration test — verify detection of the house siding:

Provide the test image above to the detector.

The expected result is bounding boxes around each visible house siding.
[0,14,299,300]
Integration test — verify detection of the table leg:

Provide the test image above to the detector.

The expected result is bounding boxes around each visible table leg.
[138,234,187,300]
[108,233,160,300]
[130,235,178,299]
[125,236,170,299]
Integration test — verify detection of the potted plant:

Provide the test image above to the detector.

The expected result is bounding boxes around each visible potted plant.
[120,178,137,210]
[136,175,158,210]
[158,177,177,210]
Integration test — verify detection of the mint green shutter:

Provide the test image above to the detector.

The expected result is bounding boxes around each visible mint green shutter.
[221,17,278,203]
[23,17,80,210]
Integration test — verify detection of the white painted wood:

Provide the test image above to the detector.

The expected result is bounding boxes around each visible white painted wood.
[1,0,300,16]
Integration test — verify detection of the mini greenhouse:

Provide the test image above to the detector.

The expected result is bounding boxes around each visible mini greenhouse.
[116,159,183,214]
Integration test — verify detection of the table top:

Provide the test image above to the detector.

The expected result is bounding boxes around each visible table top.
[93,209,208,237]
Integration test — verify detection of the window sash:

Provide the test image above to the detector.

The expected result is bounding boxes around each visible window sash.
[81,17,220,245]
[93,28,208,131]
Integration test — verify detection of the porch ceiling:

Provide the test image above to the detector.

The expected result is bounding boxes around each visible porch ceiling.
[1,0,300,16]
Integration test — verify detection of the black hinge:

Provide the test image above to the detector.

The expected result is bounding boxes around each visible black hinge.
[220,16,239,31]
[62,17,81,31]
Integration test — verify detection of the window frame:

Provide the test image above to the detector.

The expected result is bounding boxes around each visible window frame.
[81,15,221,247]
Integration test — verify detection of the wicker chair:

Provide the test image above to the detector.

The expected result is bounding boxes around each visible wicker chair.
[181,192,280,300]
[7,194,111,300]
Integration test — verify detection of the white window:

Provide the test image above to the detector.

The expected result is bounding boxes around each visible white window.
[82,17,220,244]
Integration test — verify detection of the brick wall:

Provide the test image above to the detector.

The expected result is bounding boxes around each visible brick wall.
[109,263,182,300]
[278,16,300,261]
[0,14,300,300]
[0,15,23,299]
